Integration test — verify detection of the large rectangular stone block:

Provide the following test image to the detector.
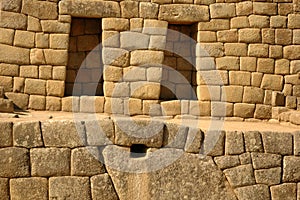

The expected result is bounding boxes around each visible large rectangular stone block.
[222,86,243,103]
[261,74,283,91]
[262,132,293,155]
[243,86,264,104]
[229,71,251,86]
[13,121,43,148]
[91,174,119,200]
[225,131,244,155]
[283,156,300,182]
[131,82,161,99]
[199,19,230,31]
[41,20,70,33]
[86,119,114,146]
[44,49,68,65]
[0,28,14,45]
[163,122,188,149]
[0,44,29,65]
[28,95,45,110]
[0,11,27,30]
[210,3,236,19]
[233,103,255,118]
[24,79,46,95]
[22,0,57,20]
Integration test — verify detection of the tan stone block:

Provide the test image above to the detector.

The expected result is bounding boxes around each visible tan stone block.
[103,65,122,82]
[1,0,22,12]
[288,14,300,28]
[24,79,46,95]
[197,42,224,57]
[79,96,103,113]
[270,16,287,28]
[0,44,30,65]
[44,49,68,65]
[269,45,282,59]
[120,1,139,18]
[159,4,209,23]
[197,85,221,101]
[0,178,9,200]
[264,90,272,105]
[143,19,168,35]
[52,66,66,81]
[85,119,114,146]
[229,71,251,86]
[211,102,233,117]
[5,92,28,110]
[30,49,46,65]
[123,66,146,81]
[131,82,160,100]
[27,16,42,32]
[91,174,119,200]
[199,19,230,31]
[291,61,300,74]
[0,76,12,92]
[197,31,216,42]
[248,44,269,57]
[224,164,255,187]
[217,30,237,42]
[243,87,264,104]
[216,56,239,70]
[275,29,292,45]
[46,96,61,111]
[249,15,270,28]
[102,18,129,31]
[10,178,47,200]
[120,32,150,50]
[251,72,263,87]
[130,50,164,66]
[254,104,272,119]
[104,82,130,97]
[284,45,300,59]
[21,0,57,19]
[272,91,285,106]
[13,121,42,148]
[0,28,14,45]
[124,98,143,115]
[149,35,166,50]
[234,103,255,118]
[104,97,124,114]
[41,20,70,33]
[293,85,300,97]
[13,77,24,93]
[102,31,120,48]
[275,59,290,75]
[35,33,49,48]
[189,100,211,116]
[163,122,189,149]
[0,122,12,147]
[0,64,18,77]
[222,85,243,103]
[257,58,275,74]
[102,48,130,67]
[235,185,270,200]
[130,18,143,32]
[139,2,159,19]
[262,28,275,44]
[254,167,281,186]
[285,74,300,85]
[58,15,71,23]
[283,84,293,96]
[39,65,52,80]
[230,17,250,29]
[271,183,297,200]
[224,43,247,56]
[0,11,27,30]
[286,96,297,109]
[210,3,236,19]
[278,3,293,16]
[236,1,252,16]
[261,74,283,91]
[253,2,277,15]
[49,34,69,49]
[28,95,45,110]
[197,70,228,85]
[240,57,256,72]
[160,100,181,116]
[62,96,80,112]
[152,0,172,3]
[239,28,261,43]
[46,80,64,97]
[225,131,244,155]
[0,98,14,113]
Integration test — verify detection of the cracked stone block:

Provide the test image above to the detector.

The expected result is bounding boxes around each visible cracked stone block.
[261,131,293,155]
[91,174,119,200]
[10,177,48,200]
[223,164,255,188]
[225,131,244,155]
[214,155,240,170]
[49,177,91,200]
[271,183,297,200]
[31,148,70,177]
[13,121,43,148]
[254,167,281,186]
[235,184,270,200]
[251,152,281,169]
[283,156,300,182]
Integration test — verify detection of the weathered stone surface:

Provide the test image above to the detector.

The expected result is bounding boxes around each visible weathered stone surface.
[103,48,129,67]
[71,147,105,176]
[0,122,12,147]
[131,82,160,100]
[0,11,27,30]
[42,120,85,148]
[210,3,236,19]
[254,104,272,119]
[62,96,80,112]
[216,57,239,70]
[120,1,138,18]
[235,184,270,200]
[160,100,181,116]
[120,32,150,50]
[201,130,225,157]
[85,119,114,146]
[0,64,18,77]
[283,156,300,182]
[31,148,70,177]
[1,0,22,12]
[244,131,263,152]
[114,118,164,148]
[13,121,43,148]
[0,178,9,200]
[214,155,240,170]
[139,2,159,19]
[251,152,281,169]
[28,95,45,110]
[261,131,293,155]
[261,74,283,91]
[271,183,297,200]
[59,0,121,18]
[41,20,70,33]
[184,127,203,153]
[223,164,255,188]
[239,152,251,165]
[22,0,57,20]
[46,96,61,111]
[49,177,91,200]
[198,42,224,57]
[225,131,244,155]
[130,50,164,66]
[0,99,14,113]
[46,80,64,97]
[284,45,300,59]
[20,65,38,78]
[222,86,243,103]
[0,147,29,177]
[163,122,188,149]
[0,28,14,45]
[44,49,68,65]
[159,5,209,23]
[199,19,230,31]
[27,16,42,32]
[10,178,48,200]
[106,152,237,200]
[255,167,281,186]
[91,174,119,200]
[0,44,29,65]
[24,79,46,95]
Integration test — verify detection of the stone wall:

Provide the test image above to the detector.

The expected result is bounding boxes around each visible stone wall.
[0,0,300,119]
[0,117,300,199]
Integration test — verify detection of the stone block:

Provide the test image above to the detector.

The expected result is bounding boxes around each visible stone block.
[222,86,243,103]
[253,2,277,15]
[0,44,30,65]
[255,168,281,186]
[270,16,287,28]
[231,17,250,29]
[248,44,269,57]
[102,31,120,48]
[28,16,42,32]
[62,96,80,112]
[257,58,275,74]
[198,31,217,42]
[130,50,164,66]
[261,74,283,91]
[46,96,61,111]
[114,118,164,148]
[276,29,292,45]
[283,84,293,96]
[269,45,282,59]
[293,85,300,97]
[224,43,247,56]
[103,65,122,82]
[143,19,168,35]
[46,80,64,97]
[41,20,70,33]
[199,19,230,31]
[104,97,124,114]
[275,59,290,75]
[284,45,300,59]
[159,5,209,23]
[91,174,119,200]
[262,28,275,44]
[272,92,285,106]
[42,120,85,148]
[124,98,143,116]
[239,152,251,165]
[236,1,253,16]
[24,79,46,95]
[44,49,68,65]
[139,2,159,19]
[189,101,211,116]
[50,34,69,49]
[216,56,239,70]
[254,104,272,119]
[161,100,181,116]
[211,102,233,117]
[14,30,35,48]
[0,178,9,200]
[71,147,105,176]
[225,131,244,155]
[30,49,46,65]
[197,70,228,85]
[262,132,293,155]
[39,65,52,80]
[285,74,300,85]
[197,43,224,57]
[235,184,270,200]
[234,103,255,118]
[0,147,29,177]
[130,18,143,32]
[20,65,38,78]
[0,76,12,92]
[123,66,146,82]
[104,82,130,98]
[1,0,22,12]
[286,96,297,109]
[163,122,188,149]
[49,177,91,200]
[184,128,203,154]
[0,64,18,77]
[217,29,237,42]
[0,11,27,30]
[249,15,270,28]
[271,183,297,200]
[0,99,13,113]
[243,87,264,104]
[244,131,263,152]
[229,71,251,86]
[223,164,255,188]
[210,3,235,18]
[21,0,57,20]
[102,18,129,31]
[143,100,162,116]
[79,96,104,113]
[28,95,45,110]
[214,155,240,170]
[197,85,220,101]
[288,14,300,28]
[201,130,225,156]
[239,28,261,43]
[85,119,114,146]
[291,61,300,74]
[0,28,14,45]
[53,66,66,81]
[120,1,139,18]
[36,33,49,48]
[149,35,166,50]
[293,30,300,44]
[283,156,300,182]
[102,48,130,67]
[131,82,160,100]
[13,121,43,148]
[10,178,48,200]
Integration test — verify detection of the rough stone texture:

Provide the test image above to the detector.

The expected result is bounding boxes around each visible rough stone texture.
[262,132,293,155]
[223,164,255,188]
[106,152,237,200]
[13,121,43,148]
[22,0,57,20]
[41,120,85,148]
[271,183,297,200]
[0,44,29,65]
[255,167,281,186]
[0,122,12,147]
[0,147,29,177]
[244,131,263,152]
[214,156,240,170]
[0,11,27,30]
[0,99,14,113]
[233,103,255,118]
[49,177,91,200]
[0,178,9,200]
[235,184,270,200]
[91,174,119,200]
[251,152,281,169]
[225,131,244,155]
[31,148,70,177]
[283,156,300,182]
[10,178,48,200]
